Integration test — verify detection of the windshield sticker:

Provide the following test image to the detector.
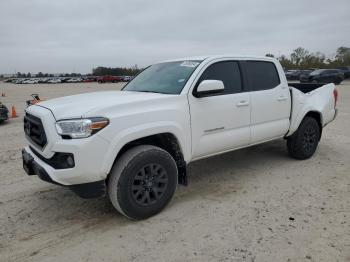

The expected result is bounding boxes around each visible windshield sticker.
[180,61,200,67]
[178,79,185,83]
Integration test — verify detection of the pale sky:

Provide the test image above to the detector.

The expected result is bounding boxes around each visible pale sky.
[0,0,349,74]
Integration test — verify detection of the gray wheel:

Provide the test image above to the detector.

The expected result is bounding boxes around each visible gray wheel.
[108,145,178,220]
[287,117,321,160]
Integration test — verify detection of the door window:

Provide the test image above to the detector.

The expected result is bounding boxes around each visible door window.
[196,61,242,95]
[245,61,280,91]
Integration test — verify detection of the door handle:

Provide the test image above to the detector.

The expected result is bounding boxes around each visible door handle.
[236,100,249,107]
[277,96,288,101]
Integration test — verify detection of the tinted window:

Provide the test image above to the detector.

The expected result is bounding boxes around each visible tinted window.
[246,61,280,91]
[198,61,242,95]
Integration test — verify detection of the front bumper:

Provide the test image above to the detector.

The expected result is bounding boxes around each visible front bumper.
[0,108,8,121]
[22,148,106,198]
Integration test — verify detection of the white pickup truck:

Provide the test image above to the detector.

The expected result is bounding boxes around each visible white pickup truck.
[22,55,338,220]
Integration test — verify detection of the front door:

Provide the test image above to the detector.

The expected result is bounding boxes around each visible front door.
[188,60,251,159]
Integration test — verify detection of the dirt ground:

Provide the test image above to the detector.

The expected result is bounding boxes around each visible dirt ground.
[0,81,349,262]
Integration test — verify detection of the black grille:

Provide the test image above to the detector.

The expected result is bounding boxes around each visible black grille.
[24,113,47,148]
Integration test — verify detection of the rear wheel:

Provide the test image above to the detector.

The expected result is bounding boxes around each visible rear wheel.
[108,145,178,220]
[287,117,321,160]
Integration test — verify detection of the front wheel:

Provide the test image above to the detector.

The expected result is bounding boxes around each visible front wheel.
[287,117,321,160]
[108,145,178,220]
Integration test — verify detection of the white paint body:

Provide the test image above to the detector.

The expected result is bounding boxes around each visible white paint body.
[23,55,337,186]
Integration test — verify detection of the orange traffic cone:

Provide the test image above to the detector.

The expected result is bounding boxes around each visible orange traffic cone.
[11,106,18,118]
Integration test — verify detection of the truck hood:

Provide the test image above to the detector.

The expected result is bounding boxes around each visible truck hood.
[37,91,171,120]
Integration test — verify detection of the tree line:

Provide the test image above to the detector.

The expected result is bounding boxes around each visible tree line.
[11,68,139,79]
[266,46,350,70]
[92,65,141,76]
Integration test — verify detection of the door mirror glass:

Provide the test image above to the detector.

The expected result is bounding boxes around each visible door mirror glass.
[195,80,224,97]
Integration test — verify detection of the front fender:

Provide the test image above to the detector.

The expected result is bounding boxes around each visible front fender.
[99,121,190,175]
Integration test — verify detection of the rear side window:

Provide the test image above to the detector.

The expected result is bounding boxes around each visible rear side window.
[245,61,280,91]
[197,61,242,95]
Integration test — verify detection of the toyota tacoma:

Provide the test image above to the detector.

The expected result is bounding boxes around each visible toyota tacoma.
[22,55,338,220]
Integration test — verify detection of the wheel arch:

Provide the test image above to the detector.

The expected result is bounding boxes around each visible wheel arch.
[104,132,188,185]
[288,110,323,139]
[303,111,323,140]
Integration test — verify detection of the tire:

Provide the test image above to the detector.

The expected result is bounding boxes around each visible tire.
[287,117,321,160]
[108,145,178,220]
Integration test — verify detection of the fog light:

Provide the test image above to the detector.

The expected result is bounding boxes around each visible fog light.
[67,156,74,167]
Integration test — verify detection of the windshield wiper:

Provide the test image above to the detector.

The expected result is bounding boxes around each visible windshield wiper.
[136,90,164,94]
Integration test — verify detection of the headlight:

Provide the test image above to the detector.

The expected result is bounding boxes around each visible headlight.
[55,117,109,139]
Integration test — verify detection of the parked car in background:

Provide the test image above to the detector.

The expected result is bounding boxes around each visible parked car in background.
[22,79,38,84]
[122,76,132,82]
[13,78,24,84]
[285,70,313,81]
[38,78,50,84]
[60,77,71,83]
[66,78,82,83]
[47,78,62,84]
[298,70,313,79]
[300,69,344,85]
[285,70,300,80]
[97,75,123,83]
[82,77,97,83]
[0,102,9,123]
[336,66,350,79]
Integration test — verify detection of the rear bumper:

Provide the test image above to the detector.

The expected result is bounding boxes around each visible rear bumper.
[22,148,106,198]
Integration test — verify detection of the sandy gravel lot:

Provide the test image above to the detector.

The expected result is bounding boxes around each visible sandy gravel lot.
[0,81,349,262]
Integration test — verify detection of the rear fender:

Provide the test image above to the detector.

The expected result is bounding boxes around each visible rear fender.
[287,84,336,136]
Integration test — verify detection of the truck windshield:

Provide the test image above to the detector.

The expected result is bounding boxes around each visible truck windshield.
[123,60,202,94]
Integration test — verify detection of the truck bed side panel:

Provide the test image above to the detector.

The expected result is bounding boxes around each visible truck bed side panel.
[287,83,336,137]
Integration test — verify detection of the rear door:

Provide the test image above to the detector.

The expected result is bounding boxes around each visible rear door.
[244,60,291,144]
[189,60,251,159]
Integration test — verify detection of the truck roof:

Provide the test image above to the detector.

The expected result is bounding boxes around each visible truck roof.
[161,55,276,63]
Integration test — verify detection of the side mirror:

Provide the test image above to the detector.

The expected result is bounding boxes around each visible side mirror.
[194,80,224,98]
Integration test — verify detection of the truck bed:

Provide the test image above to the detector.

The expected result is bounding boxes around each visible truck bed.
[288,83,325,93]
